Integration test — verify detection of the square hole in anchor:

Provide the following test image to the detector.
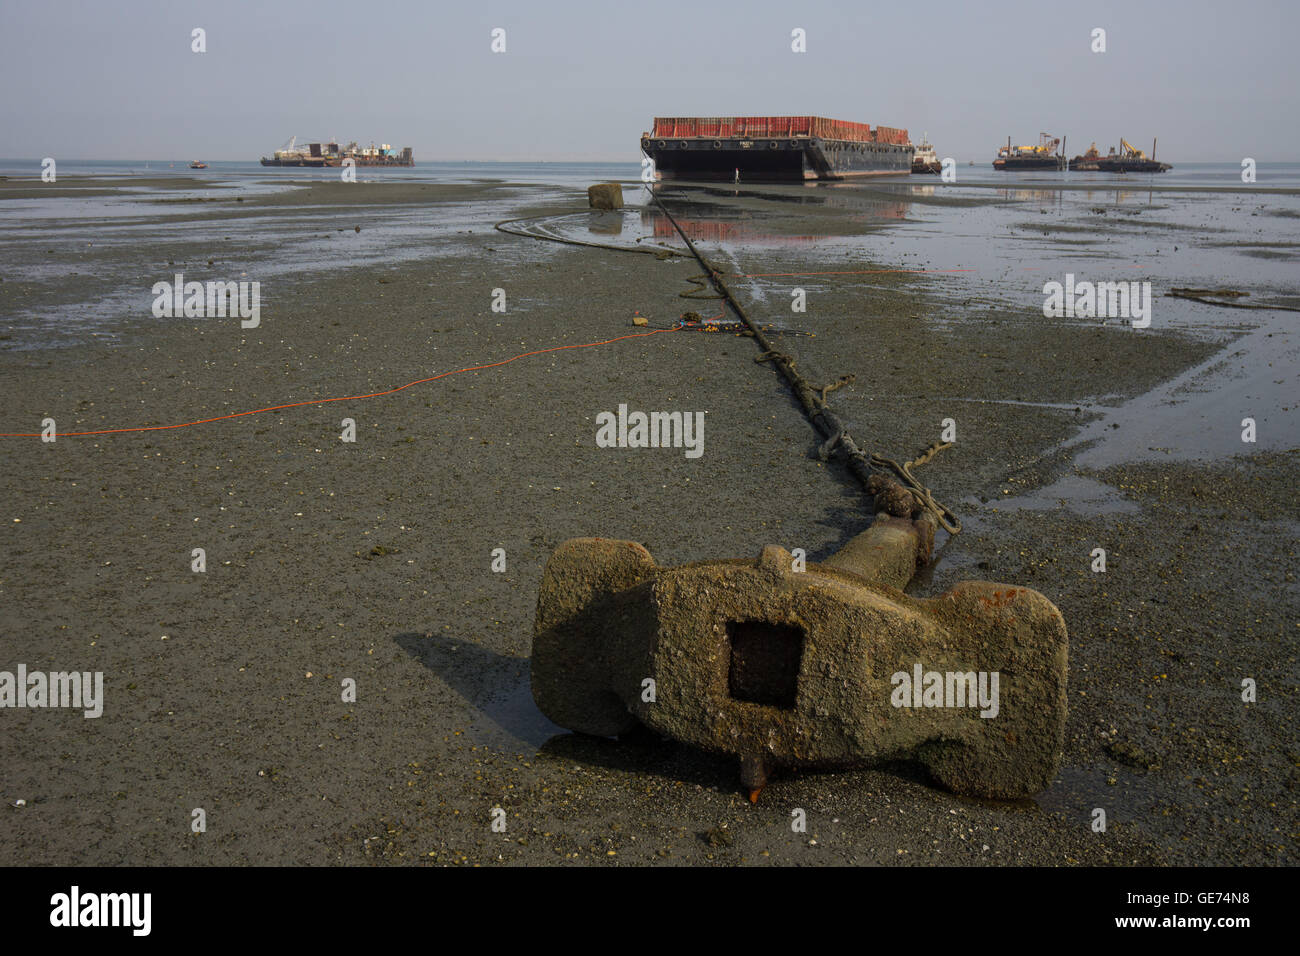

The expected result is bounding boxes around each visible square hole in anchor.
[727,621,805,708]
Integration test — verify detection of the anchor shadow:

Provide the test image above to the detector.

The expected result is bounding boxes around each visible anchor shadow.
[394,631,560,747]
[392,632,1032,802]
[393,630,739,789]
[534,724,739,792]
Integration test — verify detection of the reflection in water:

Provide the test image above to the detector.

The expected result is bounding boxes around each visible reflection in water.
[638,196,911,246]
[689,185,830,205]
[657,182,912,215]
[1074,189,1156,205]
[642,211,817,244]
[998,187,1067,206]
[587,214,624,237]
[591,178,1297,313]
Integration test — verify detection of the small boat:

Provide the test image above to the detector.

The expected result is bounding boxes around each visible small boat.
[189,161,208,169]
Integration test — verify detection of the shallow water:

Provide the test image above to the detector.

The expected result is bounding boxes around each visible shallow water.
[3,164,1297,469]
[0,189,542,349]
[0,158,645,187]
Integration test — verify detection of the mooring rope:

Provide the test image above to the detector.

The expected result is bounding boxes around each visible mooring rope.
[645,192,960,534]
[0,329,676,438]
[495,214,684,259]
[680,272,726,300]
[1167,288,1300,313]
[494,199,960,534]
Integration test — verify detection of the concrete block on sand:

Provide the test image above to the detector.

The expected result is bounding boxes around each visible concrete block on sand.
[588,182,623,210]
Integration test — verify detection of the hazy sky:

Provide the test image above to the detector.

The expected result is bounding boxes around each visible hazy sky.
[2,0,1296,163]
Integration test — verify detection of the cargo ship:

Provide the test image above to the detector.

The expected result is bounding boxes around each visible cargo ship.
[993,133,1066,170]
[259,136,413,167]
[641,116,913,182]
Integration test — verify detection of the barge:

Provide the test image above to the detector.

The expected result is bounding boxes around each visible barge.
[1094,138,1171,173]
[993,133,1066,170]
[1068,143,1103,171]
[641,116,913,182]
[1069,139,1171,173]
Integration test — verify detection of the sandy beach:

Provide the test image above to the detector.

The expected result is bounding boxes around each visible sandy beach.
[0,174,1295,865]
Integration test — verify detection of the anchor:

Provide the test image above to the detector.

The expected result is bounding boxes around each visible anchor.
[531,508,1067,801]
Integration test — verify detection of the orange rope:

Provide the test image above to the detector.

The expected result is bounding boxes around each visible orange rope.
[2,326,677,439]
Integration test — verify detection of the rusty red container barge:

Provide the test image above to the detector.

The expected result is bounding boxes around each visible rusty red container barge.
[642,116,913,182]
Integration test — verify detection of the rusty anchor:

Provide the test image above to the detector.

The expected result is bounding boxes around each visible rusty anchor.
[531,509,1068,801]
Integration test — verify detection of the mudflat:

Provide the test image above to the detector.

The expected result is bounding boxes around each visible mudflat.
[0,175,1294,865]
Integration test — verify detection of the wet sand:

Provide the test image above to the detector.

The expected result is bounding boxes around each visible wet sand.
[0,176,1294,865]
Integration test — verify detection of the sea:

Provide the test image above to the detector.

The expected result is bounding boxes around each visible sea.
[3,158,1299,189]
[1,159,1298,354]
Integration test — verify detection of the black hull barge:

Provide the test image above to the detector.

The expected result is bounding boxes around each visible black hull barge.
[642,116,913,182]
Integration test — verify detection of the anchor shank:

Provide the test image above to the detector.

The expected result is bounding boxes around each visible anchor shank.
[820,512,935,590]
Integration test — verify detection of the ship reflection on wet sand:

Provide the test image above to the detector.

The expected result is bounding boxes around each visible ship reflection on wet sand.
[638,194,912,246]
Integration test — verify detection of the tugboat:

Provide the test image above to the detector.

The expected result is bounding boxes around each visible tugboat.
[189,161,207,169]
[992,133,1065,170]
[910,134,941,174]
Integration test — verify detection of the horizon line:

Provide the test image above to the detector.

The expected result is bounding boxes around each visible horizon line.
[4,156,1296,166]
